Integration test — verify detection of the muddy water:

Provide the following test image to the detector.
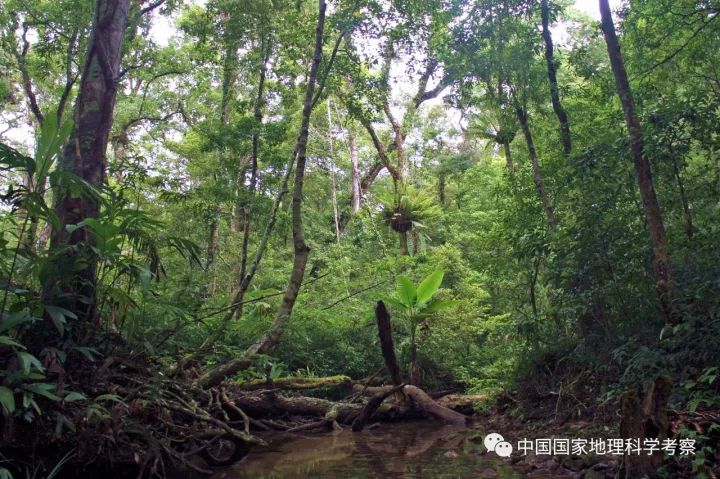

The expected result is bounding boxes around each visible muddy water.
[213,421,526,478]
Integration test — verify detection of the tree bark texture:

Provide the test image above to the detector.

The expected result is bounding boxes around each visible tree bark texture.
[375,301,403,386]
[541,0,572,156]
[43,0,131,320]
[599,0,676,324]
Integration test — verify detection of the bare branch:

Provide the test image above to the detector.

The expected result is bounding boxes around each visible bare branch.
[140,0,166,16]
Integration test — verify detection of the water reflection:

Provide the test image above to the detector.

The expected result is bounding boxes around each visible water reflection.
[213,421,525,478]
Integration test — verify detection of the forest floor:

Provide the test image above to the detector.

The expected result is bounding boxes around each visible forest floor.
[5,350,718,478]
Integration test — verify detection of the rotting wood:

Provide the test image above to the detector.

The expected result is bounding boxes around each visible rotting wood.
[352,384,405,432]
[375,301,403,386]
[619,377,672,478]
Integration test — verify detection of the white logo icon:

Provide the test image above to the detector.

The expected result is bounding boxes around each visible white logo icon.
[495,440,513,457]
[484,433,513,457]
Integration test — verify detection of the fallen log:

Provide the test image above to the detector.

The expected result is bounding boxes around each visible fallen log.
[233,390,415,424]
[231,380,468,430]
[237,375,352,391]
[436,394,487,415]
[352,384,406,432]
[352,384,468,426]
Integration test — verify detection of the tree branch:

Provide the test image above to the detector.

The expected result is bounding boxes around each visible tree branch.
[15,24,44,126]
[140,0,166,16]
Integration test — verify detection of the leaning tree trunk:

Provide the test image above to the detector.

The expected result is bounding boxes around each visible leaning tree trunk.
[541,0,572,156]
[195,0,328,389]
[599,0,676,324]
[244,0,326,357]
[42,0,131,325]
[515,104,558,230]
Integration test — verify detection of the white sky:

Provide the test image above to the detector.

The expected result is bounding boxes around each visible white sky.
[2,0,624,150]
[573,0,622,19]
[149,1,625,46]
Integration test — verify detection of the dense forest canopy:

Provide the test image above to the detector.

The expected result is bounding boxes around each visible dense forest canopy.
[0,0,719,477]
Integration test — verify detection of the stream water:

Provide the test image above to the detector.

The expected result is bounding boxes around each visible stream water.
[212,421,527,478]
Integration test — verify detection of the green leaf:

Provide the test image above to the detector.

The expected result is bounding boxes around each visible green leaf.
[95,394,126,405]
[0,386,15,413]
[397,276,416,307]
[63,391,87,402]
[0,335,26,349]
[71,346,100,362]
[55,412,76,437]
[23,382,60,401]
[416,270,444,305]
[380,297,407,312]
[688,398,702,413]
[0,311,34,333]
[45,306,77,336]
[421,298,457,314]
[17,351,44,375]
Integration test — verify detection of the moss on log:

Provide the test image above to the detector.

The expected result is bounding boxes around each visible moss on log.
[233,390,415,424]
[237,375,353,391]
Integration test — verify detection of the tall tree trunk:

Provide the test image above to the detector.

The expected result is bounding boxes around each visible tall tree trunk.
[670,150,693,242]
[206,22,241,293]
[245,0,326,355]
[515,104,558,229]
[195,0,329,388]
[349,130,361,213]
[231,37,270,298]
[175,38,274,371]
[503,140,514,171]
[599,0,676,324]
[12,21,78,254]
[438,173,446,205]
[205,212,220,294]
[230,203,244,234]
[327,99,341,243]
[541,0,572,156]
[399,231,409,256]
[42,0,131,323]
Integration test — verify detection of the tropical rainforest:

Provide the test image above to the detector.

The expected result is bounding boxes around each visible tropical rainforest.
[0,0,718,477]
